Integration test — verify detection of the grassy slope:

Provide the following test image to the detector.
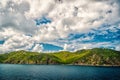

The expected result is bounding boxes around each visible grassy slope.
[0,48,120,66]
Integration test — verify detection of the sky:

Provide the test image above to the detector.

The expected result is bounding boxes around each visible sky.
[0,0,120,53]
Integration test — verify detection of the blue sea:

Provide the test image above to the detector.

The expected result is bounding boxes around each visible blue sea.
[0,64,120,80]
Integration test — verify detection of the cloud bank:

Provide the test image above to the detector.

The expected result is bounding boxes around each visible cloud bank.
[0,0,120,53]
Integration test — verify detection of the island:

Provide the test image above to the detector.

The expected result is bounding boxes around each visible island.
[0,48,120,66]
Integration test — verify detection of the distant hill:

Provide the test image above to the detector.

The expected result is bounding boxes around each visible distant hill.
[0,48,120,66]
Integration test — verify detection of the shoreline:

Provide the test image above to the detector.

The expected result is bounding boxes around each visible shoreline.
[0,63,120,67]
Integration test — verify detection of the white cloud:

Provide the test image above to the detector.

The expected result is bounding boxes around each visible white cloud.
[32,44,43,52]
[116,46,120,51]
[0,0,120,53]
[63,44,68,51]
[29,0,120,42]
[62,42,120,51]
[0,28,34,53]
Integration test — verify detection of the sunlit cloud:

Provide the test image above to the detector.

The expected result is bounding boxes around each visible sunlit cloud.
[0,0,120,53]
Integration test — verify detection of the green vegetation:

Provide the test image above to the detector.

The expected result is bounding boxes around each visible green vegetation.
[0,48,120,66]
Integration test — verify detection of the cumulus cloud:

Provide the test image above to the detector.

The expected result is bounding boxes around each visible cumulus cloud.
[0,29,35,53]
[27,0,120,41]
[0,0,37,34]
[0,0,120,53]
[32,44,43,52]
[63,44,68,51]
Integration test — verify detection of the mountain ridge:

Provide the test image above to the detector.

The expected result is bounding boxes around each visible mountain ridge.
[0,48,120,66]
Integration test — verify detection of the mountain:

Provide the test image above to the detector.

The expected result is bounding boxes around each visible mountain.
[0,48,120,66]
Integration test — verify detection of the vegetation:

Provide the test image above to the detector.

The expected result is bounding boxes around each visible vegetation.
[0,48,120,66]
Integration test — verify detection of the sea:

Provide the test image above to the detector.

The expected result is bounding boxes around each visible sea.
[0,64,120,80]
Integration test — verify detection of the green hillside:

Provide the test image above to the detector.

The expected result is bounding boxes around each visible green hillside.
[0,48,120,66]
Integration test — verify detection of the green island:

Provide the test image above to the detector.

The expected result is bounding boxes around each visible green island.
[0,48,120,66]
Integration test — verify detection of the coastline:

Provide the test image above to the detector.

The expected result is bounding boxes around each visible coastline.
[0,63,120,67]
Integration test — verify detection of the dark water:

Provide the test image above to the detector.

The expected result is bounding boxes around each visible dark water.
[0,64,120,80]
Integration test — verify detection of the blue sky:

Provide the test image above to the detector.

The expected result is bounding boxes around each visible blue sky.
[40,43,63,51]
[35,17,52,26]
[0,0,120,53]
[0,40,5,44]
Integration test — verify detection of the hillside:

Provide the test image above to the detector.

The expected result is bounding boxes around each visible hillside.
[0,48,120,66]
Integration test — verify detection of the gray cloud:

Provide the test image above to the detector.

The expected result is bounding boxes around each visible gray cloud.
[0,1,37,34]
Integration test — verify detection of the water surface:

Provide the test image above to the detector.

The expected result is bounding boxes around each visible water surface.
[0,64,120,80]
